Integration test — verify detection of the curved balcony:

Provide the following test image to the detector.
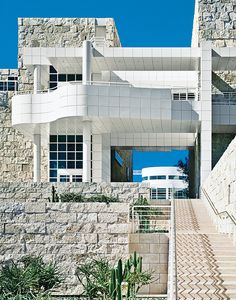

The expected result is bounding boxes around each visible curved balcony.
[12,82,175,125]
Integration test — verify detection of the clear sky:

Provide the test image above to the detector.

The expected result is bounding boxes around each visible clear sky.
[1,0,195,180]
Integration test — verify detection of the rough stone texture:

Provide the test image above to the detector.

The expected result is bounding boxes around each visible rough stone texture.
[0,182,150,204]
[203,136,236,215]
[129,233,168,295]
[0,18,121,182]
[192,0,236,48]
[0,201,129,294]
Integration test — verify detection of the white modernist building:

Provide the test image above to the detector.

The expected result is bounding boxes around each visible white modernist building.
[142,167,188,200]
[10,17,236,196]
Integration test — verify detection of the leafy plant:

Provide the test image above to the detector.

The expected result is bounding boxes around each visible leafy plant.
[75,253,152,299]
[0,256,62,299]
[75,258,112,299]
[109,252,152,299]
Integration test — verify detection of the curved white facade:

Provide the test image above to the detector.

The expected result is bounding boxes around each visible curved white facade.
[142,166,188,199]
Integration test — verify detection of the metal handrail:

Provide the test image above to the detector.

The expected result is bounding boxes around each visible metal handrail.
[201,188,236,227]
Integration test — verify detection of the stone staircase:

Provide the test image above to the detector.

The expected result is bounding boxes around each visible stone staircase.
[175,199,236,300]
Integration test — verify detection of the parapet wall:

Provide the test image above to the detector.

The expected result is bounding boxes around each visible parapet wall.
[0,182,150,203]
[203,136,236,214]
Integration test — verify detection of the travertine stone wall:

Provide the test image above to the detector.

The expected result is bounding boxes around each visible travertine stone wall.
[192,0,236,48]
[203,136,236,214]
[0,201,129,294]
[129,233,168,295]
[0,182,150,203]
[0,18,121,182]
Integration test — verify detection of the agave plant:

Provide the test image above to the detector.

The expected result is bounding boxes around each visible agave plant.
[0,256,62,299]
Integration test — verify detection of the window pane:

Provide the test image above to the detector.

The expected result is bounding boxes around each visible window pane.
[50,144,57,151]
[67,135,75,142]
[50,135,57,142]
[76,74,82,81]
[76,161,83,169]
[50,170,57,177]
[58,74,67,82]
[50,178,57,182]
[76,144,83,151]
[58,144,66,151]
[58,135,66,142]
[67,161,75,169]
[58,152,66,160]
[76,152,83,160]
[67,152,75,160]
[49,74,57,81]
[49,82,57,89]
[68,74,75,81]
[76,135,83,142]
[50,152,57,160]
[50,66,57,73]
[50,161,57,169]
[67,144,75,151]
[58,161,66,169]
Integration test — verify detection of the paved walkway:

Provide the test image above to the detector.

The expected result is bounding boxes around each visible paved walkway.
[175,199,236,300]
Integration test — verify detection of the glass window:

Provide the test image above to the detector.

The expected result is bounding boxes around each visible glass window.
[49,82,57,89]
[76,152,83,160]
[72,175,82,182]
[67,161,75,169]
[150,175,166,180]
[58,144,66,151]
[67,144,75,151]
[50,152,57,160]
[76,74,82,81]
[50,144,57,151]
[67,135,75,142]
[50,161,57,169]
[76,144,83,151]
[142,176,148,181]
[60,175,70,182]
[50,135,57,142]
[58,74,67,82]
[50,66,57,73]
[67,152,75,160]
[50,178,57,182]
[58,135,66,142]
[58,161,66,169]
[58,152,66,160]
[49,74,57,81]
[169,175,178,180]
[76,161,83,169]
[68,74,75,81]
[76,135,83,142]
[50,170,57,177]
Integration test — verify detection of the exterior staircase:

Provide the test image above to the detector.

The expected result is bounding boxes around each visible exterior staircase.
[175,199,236,300]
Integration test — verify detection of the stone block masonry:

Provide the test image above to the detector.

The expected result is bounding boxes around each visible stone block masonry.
[0,201,129,294]
[0,182,150,204]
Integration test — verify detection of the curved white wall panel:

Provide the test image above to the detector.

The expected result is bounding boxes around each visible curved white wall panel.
[12,84,174,126]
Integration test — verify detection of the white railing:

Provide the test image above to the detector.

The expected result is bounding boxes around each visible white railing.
[167,199,177,300]
[202,188,236,245]
[130,205,171,234]
[212,92,236,105]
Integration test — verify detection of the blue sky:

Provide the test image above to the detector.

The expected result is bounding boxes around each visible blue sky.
[1,0,195,68]
[1,0,195,180]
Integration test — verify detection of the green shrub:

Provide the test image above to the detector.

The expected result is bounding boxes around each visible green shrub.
[0,256,62,299]
[59,193,118,203]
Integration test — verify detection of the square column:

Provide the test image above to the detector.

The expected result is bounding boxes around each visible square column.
[82,41,92,85]
[33,134,41,182]
[33,65,41,94]
[200,41,212,186]
[83,121,91,182]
